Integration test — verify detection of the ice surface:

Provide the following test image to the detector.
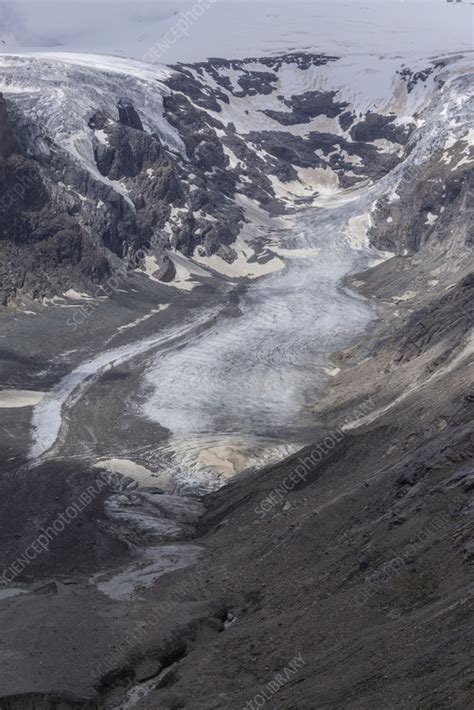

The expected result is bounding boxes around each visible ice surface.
[141,192,382,481]
[1,2,471,63]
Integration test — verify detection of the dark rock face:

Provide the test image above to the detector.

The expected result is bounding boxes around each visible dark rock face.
[0,94,110,305]
[397,59,447,93]
[87,110,109,131]
[169,53,337,105]
[93,122,162,180]
[166,71,227,112]
[339,110,356,130]
[231,70,277,97]
[390,273,473,365]
[264,90,349,125]
[160,55,417,214]
[369,138,473,255]
[162,93,225,167]
[0,94,19,157]
[117,97,144,131]
[350,111,411,145]
[244,128,400,183]
[256,52,338,72]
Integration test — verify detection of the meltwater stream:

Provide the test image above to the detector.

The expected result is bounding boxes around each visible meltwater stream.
[141,192,383,486]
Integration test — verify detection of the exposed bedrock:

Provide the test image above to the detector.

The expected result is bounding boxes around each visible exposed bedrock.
[0,95,110,305]
[0,50,465,304]
[263,89,350,125]
[370,145,473,255]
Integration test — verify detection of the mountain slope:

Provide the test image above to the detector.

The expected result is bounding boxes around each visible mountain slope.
[0,51,471,306]
[0,41,472,710]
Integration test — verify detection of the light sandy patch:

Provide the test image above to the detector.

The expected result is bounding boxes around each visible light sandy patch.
[299,166,340,199]
[444,127,474,152]
[168,252,208,290]
[64,289,94,301]
[338,149,364,167]
[142,255,160,279]
[268,167,344,207]
[165,435,300,483]
[293,166,343,196]
[269,174,314,201]
[444,134,458,151]
[344,212,372,250]
[193,438,300,478]
[195,235,284,279]
[43,294,98,308]
[196,444,249,478]
[462,128,474,146]
[0,390,45,408]
[278,115,345,137]
[449,131,474,171]
[451,151,473,171]
[142,252,206,291]
[94,458,169,489]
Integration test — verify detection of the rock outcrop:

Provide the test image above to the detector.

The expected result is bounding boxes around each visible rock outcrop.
[0,94,109,305]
